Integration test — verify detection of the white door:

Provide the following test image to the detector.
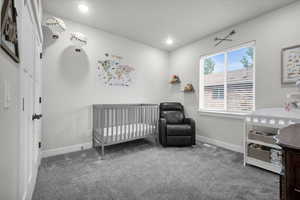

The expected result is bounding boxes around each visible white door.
[19,6,42,200]
[33,38,42,166]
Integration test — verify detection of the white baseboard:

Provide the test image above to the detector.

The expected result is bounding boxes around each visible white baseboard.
[197,135,244,153]
[42,142,93,158]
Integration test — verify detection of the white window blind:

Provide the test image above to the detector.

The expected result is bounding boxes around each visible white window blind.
[199,43,255,114]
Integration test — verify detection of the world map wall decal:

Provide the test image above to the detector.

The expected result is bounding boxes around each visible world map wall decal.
[97,53,135,87]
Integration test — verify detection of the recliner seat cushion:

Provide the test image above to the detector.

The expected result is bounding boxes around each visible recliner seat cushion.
[166,124,192,136]
[161,111,184,124]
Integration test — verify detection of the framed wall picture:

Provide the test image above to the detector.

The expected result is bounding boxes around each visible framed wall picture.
[282,45,300,84]
[1,0,19,63]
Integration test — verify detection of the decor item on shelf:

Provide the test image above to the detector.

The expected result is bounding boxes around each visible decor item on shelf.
[285,79,300,111]
[97,53,135,87]
[281,45,300,84]
[169,75,180,84]
[45,16,66,39]
[1,0,19,63]
[183,83,194,92]
[214,30,236,46]
[70,32,87,52]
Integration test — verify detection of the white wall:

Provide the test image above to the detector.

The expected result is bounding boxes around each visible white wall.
[0,0,20,198]
[0,52,19,200]
[168,1,300,148]
[42,14,169,151]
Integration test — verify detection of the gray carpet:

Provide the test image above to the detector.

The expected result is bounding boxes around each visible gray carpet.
[33,139,279,200]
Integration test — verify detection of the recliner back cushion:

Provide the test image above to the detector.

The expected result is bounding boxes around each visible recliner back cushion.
[160,103,183,111]
[162,111,184,124]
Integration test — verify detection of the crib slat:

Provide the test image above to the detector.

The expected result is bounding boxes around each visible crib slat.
[138,106,141,138]
[118,108,123,141]
[127,106,132,140]
[147,106,150,135]
[143,106,148,136]
[138,106,141,137]
[94,107,98,146]
[120,108,123,141]
[136,106,139,138]
[132,107,135,138]
[105,108,108,143]
[135,106,138,138]
[108,108,112,143]
[106,108,112,143]
[152,106,155,134]
[100,107,104,145]
[144,106,147,136]
[127,106,130,139]
[140,106,143,137]
[139,106,142,138]
[124,107,127,140]
[129,106,136,139]
[104,108,107,143]
[115,108,118,142]
[139,106,142,137]
[149,106,153,135]
[113,108,116,142]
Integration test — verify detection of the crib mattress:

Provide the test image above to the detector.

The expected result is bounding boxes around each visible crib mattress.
[95,123,156,142]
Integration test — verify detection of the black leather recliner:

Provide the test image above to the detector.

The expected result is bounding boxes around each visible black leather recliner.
[159,102,196,147]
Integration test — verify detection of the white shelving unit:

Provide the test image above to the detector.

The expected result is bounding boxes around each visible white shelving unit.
[244,108,300,174]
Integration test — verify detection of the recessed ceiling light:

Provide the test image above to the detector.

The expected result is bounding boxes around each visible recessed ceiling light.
[78,3,89,13]
[166,37,174,45]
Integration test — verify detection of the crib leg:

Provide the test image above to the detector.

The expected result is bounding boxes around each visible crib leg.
[101,144,105,160]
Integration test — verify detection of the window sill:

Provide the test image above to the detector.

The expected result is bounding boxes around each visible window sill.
[198,110,248,120]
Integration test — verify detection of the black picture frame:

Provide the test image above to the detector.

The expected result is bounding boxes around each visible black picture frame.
[1,0,19,63]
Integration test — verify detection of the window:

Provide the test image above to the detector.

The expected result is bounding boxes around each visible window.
[199,43,255,114]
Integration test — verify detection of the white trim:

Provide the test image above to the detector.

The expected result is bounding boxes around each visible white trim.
[42,142,93,158]
[197,135,244,153]
[199,41,256,58]
[25,164,38,200]
[25,0,43,44]
[198,110,246,120]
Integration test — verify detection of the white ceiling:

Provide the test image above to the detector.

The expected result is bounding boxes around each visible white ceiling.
[43,0,298,51]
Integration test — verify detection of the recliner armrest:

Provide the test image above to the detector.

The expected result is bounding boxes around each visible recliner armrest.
[184,118,195,126]
[183,118,196,145]
[159,118,167,146]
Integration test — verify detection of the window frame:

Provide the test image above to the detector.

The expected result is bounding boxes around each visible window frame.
[199,42,256,116]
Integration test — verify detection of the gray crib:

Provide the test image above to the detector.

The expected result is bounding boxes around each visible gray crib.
[93,104,159,158]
